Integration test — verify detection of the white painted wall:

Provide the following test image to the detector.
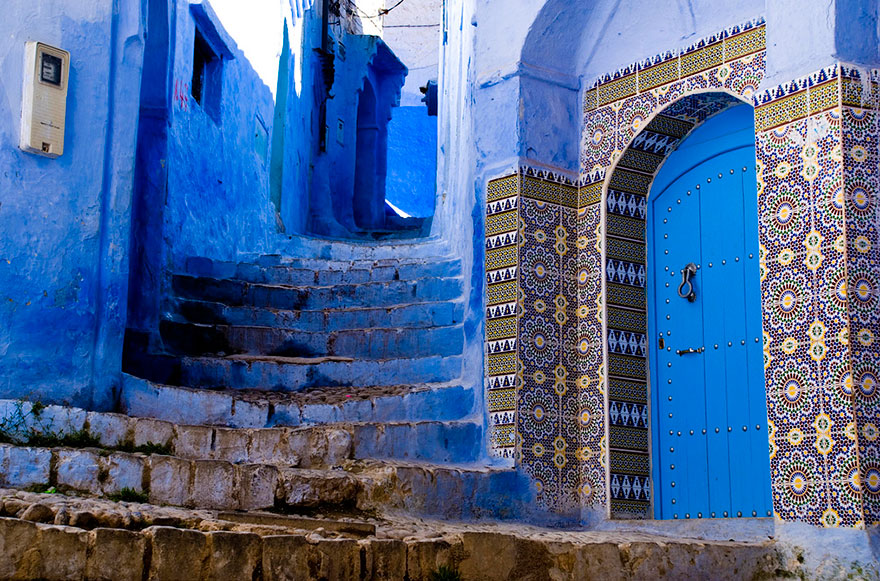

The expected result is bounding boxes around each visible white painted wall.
[383,0,442,105]
[207,0,295,96]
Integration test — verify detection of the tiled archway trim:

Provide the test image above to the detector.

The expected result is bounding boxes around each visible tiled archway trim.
[584,18,767,520]
[486,18,768,515]
[601,92,752,519]
[486,18,878,527]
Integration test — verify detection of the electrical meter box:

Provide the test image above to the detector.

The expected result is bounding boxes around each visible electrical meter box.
[20,42,70,158]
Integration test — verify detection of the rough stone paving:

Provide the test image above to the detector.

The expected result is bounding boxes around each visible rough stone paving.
[3,1,880,578]
[0,489,809,580]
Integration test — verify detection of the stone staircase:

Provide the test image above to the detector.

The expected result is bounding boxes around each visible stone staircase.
[114,253,524,517]
[0,253,828,578]
[126,255,467,391]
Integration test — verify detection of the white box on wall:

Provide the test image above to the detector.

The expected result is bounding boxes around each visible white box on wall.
[20,41,70,158]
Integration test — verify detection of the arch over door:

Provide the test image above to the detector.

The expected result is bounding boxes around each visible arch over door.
[648,105,772,520]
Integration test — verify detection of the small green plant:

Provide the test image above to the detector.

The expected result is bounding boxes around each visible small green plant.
[107,488,149,503]
[429,565,463,581]
[23,484,57,494]
[26,428,103,449]
[116,441,174,456]
[61,429,103,448]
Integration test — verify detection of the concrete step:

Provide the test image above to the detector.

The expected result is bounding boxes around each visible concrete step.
[185,255,463,286]
[0,490,800,581]
[174,353,463,391]
[172,297,465,333]
[171,274,464,311]
[120,374,476,428]
[159,319,465,360]
[0,400,483,465]
[0,443,527,519]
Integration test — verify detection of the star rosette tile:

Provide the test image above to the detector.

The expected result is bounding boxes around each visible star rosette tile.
[518,314,560,371]
[761,267,815,347]
[806,109,843,159]
[520,197,561,235]
[582,106,618,172]
[766,369,821,429]
[845,172,880,239]
[771,451,828,525]
[823,479,863,528]
[755,119,808,159]
[842,110,879,169]
[757,177,813,251]
[813,171,847,237]
[858,445,880,524]
[847,257,880,326]
[617,92,659,152]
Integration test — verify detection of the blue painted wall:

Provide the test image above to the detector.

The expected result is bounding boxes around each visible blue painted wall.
[0,0,144,410]
[386,106,437,218]
[127,0,278,337]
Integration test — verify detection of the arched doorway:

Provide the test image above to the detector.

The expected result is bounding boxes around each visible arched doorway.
[646,104,772,519]
[602,91,772,521]
[354,80,382,230]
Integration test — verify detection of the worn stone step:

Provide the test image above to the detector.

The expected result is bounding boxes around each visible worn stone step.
[185,255,463,286]
[172,297,465,333]
[0,443,360,512]
[0,488,380,538]
[159,319,465,360]
[171,274,464,311]
[0,400,483,465]
[120,374,476,428]
[0,505,801,581]
[175,353,463,391]
[0,443,527,520]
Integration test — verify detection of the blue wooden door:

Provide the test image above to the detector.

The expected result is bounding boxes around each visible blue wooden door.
[648,106,772,520]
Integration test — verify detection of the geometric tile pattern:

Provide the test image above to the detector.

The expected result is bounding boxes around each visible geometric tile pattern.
[753,63,880,528]
[486,174,519,458]
[485,19,876,528]
[485,18,770,517]
[584,18,766,520]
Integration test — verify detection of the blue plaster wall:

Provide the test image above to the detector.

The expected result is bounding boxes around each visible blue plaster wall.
[0,0,145,409]
[307,34,407,236]
[385,106,437,218]
[278,3,321,236]
[163,0,277,264]
[127,0,279,336]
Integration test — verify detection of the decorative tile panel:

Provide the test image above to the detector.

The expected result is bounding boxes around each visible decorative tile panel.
[751,64,880,528]
[840,70,880,526]
[577,18,766,521]
[487,19,871,526]
[486,174,520,459]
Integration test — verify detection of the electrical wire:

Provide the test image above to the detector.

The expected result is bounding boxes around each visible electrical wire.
[352,0,408,20]
[384,23,440,28]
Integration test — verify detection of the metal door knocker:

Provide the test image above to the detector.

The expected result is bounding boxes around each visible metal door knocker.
[678,263,698,302]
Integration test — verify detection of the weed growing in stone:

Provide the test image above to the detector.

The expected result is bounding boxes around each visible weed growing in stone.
[27,428,103,449]
[429,565,463,581]
[23,484,57,494]
[0,399,173,456]
[107,488,149,503]
[115,441,174,456]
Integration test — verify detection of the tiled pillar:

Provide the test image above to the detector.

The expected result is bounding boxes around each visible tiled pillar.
[841,69,880,526]
[575,176,608,514]
[485,175,520,460]
[755,64,879,528]
[485,169,607,514]
[514,169,591,512]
